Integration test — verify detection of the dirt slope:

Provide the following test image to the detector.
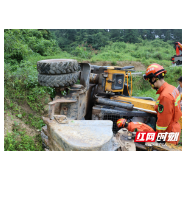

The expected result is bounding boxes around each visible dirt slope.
[83,61,146,71]
[4,112,39,137]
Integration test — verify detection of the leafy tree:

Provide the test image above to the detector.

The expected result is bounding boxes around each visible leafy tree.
[124,29,139,43]
[4,29,60,64]
[50,29,182,52]
[164,29,171,41]
[109,29,122,42]
[172,29,182,43]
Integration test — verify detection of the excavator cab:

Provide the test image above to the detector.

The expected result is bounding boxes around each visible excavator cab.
[104,66,134,96]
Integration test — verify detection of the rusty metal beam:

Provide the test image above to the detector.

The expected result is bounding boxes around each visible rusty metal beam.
[48,99,77,120]
[89,73,99,84]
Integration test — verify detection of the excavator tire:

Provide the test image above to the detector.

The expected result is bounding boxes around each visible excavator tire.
[37,59,79,75]
[38,72,80,87]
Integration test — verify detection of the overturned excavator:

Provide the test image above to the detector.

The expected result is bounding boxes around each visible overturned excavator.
[37,59,182,151]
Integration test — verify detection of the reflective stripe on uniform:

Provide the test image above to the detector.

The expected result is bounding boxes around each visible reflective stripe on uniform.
[156,100,160,105]
[156,124,168,131]
[175,95,181,106]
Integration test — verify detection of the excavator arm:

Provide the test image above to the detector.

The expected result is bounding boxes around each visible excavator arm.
[175,42,182,56]
[171,42,182,65]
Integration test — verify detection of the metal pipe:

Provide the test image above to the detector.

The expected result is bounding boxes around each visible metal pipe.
[96,97,134,110]
[93,106,153,117]
[131,96,156,101]
[133,106,157,114]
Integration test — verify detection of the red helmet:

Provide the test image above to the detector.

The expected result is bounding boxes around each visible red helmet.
[143,63,167,81]
[117,118,128,128]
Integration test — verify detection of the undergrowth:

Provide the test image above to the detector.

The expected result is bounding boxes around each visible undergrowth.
[4,121,43,151]
[89,39,175,67]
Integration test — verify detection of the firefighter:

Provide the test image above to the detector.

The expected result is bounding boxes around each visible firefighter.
[143,63,182,145]
[116,118,154,132]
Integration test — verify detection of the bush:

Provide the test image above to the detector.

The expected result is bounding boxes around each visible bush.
[152,52,163,60]
[71,43,98,60]
[165,66,182,87]
[4,29,60,63]
[4,31,33,63]
[111,61,117,66]
[151,39,164,47]
[110,42,127,52]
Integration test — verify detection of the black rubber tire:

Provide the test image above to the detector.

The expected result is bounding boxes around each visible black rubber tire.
[37,59,78,75]
[38,72,80,87]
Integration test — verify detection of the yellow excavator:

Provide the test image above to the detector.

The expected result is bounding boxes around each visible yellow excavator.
[90,65,182,151]
[38,59,182,151]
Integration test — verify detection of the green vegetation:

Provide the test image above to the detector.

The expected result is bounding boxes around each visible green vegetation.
[4,120,43,151]
[4,29,182,151]
[4,29,62,151]
[90,39,175,67]
[51,29,182,51]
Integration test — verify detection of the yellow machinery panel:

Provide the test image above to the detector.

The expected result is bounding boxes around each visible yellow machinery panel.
[111,95,182,129]
[111,96,156,113]
[105,69,125,93]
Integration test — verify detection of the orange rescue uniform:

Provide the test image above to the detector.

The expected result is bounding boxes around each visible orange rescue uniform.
[155,82,182,145]
[128,122,154,132]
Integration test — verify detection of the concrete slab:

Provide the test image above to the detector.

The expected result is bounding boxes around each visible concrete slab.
[48,120,115,151]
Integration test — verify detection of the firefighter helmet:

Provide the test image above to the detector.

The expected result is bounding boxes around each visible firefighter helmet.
[143,63,167,81]
[117,118,128,128]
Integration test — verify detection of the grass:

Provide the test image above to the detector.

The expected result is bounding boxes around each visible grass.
[4,121,43,151]
[86,40,175,67]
